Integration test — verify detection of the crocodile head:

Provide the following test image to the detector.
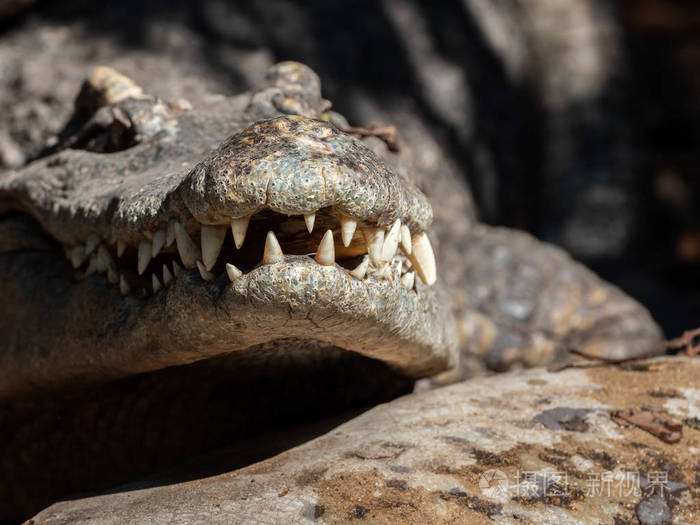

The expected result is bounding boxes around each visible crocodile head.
[0,66,456,400]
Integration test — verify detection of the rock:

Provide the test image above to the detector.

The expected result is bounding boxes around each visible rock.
[31,356,699,524]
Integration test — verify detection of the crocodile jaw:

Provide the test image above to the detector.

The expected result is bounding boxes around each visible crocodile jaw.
[0,115,457,396]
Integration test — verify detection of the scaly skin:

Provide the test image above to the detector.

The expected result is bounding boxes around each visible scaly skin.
[0,62,661,521]
[0,64,454,397]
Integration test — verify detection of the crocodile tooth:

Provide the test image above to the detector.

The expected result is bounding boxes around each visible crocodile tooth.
[363,228,384,266]
[382,219,401,262]
[391,259,403,279]
[226,263,242,282]
[340,216,357,247]
[304,213,316,233]
[107,265,119,284]
[116,239,127,257]
[162,264,173,287]
[173,221,199,269]
[137,239,153,275]
[96,245,112,273]
[401,271,415,290]
[85,233,100,256]
[69,246,87,268]
[172,260,182,277]
[119,275,130,295]
[350,255,369,279]
[372,264,391,279]
[314,230,335,266]
[262,231,284,264]
[151,229,166,258]
[166,220,176,247]
[406,232,436,285]
[196,260,215,281]
[400,224,412,255]
[201,224,227,271]
[152,274,163,293]
[231,216,250,249]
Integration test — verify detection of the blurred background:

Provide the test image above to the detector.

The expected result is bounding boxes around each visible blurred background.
[0,0,698,337]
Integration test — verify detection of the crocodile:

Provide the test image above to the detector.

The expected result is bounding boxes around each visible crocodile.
[0,62,661,522]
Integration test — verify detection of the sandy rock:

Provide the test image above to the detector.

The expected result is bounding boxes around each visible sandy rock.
[31,356,699,524]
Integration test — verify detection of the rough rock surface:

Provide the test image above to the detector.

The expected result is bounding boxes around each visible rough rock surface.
[32,356,700,524]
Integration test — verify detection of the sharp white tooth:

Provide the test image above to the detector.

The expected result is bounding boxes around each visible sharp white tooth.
[119,275,130,295]
[151,230,166,258]
[172,260,182,277]
[69,246,87,268]
[85,233,100,255]
[201,224,227,271]
[137,239,152,275]
[226,263,242,282]
[314,230,335,266]
[107,265,118,284]
[340,216,357,247]
[196,260,215,281]
[117,239,127,257]
[363,228,384,266]
[350,255,369,279]
[372,264,391,279]
[304,213,316,233]
[231,216,251,249]
[152,274,163,293]
[400,224,412,255]
[166,219,176,247]
[173,221,199,269]
[262,231,284,264]
[381,219,401,262]
[162,264,173,287]
[96,245,112,273]
[401,271,415,290]
[406,232,436,285]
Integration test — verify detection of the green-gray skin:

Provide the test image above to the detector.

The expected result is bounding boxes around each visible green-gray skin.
[0,62,660,521]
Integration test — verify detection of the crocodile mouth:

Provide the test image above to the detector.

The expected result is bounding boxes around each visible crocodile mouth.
[0,115,456,396]
[64,115,436,297]
[68,206,435,298]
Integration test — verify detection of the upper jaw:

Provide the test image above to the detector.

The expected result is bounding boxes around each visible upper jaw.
[182,116,432,232]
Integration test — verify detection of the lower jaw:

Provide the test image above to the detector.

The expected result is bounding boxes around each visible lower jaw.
[0,251,456,397]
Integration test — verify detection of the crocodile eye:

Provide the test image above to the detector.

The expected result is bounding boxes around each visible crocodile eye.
[55,67,180,155]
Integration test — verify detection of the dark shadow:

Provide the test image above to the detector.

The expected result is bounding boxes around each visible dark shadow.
[1,345,412,522]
